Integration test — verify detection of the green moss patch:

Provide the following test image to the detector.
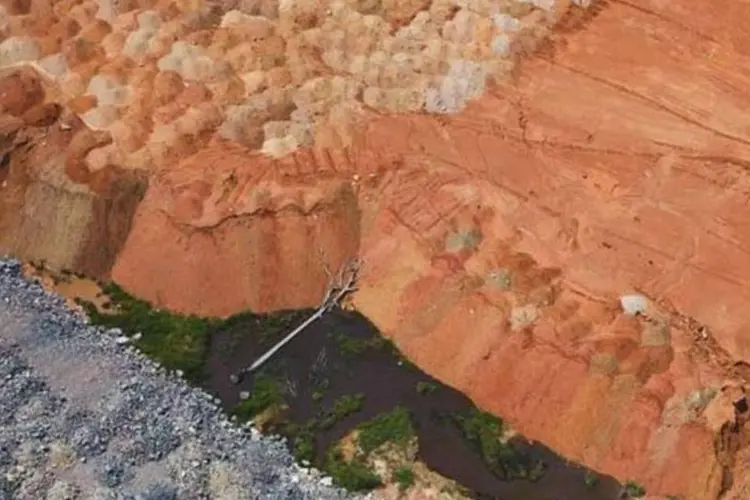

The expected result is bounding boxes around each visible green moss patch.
[80,283,214,384]
[392,466,415,491]
[325,447,383,492]
[357,406,414,453]
[232,374,283,421]
[452,408,545,482]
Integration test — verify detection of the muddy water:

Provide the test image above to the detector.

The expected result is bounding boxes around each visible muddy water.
[23,264,624,498]
[22,264,112,313]
[204,308,623,500]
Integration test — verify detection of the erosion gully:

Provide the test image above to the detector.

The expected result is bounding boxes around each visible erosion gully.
[34,267,625,499]
[204,307,622,499]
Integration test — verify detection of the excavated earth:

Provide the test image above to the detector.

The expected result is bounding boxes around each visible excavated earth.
[2,0,750,498]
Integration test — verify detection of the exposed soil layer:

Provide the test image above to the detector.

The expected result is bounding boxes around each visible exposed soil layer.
[3,0,750,497]
[204,307,623,499]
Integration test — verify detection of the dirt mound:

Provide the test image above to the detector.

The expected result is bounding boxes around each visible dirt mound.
[0,0,560,163]
[2,0,750,498]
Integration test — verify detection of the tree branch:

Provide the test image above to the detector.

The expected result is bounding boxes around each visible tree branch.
[231,257,363,383]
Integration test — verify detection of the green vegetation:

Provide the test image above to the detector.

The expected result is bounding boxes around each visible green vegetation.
[320,393,366,430]
[280,404,417,494]
[232,375,283,421]
[80,281,600,497]
[291,428,316,463]
[80,283,215,383]
[327,331,420,371]
[280,392,366,458]
[358,406,415,453]
[218,308,311,345]
[279,420,317,463]
[583,470,599,489]
[332,393,365,419]
[416,381,437,395]
[392,466,415,491]
[80,282,314,385]
[325,447,383,491]
[623,481,646,498]
[330,332,388,357]
[309,376,330,402]
[453,408,544,481]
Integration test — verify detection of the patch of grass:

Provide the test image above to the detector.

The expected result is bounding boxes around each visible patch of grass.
[231,375,283,421]
[325,447,382,492]
[81,282,215,383]
[331,332,389,357]
[292,428,316,463]
[331,393,365,419]
[220,309,311,345]
[392,466,415,491]
[525,460,545,482]
[452,408,543,481]
[357,406,414,453]
[308,377,330,407]
[623,481,646,498]
[280,420,318,463]
[416,381,437,395]
[584,470,599,489]
[82,283,315,385]
[319,393,366,430]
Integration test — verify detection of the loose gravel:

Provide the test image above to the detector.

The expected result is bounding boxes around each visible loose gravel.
[0,258,361,500]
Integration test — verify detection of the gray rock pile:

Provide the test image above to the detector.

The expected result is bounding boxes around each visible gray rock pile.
[0,258,357,500]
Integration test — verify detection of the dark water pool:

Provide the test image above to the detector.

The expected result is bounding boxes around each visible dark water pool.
[202,308,623,499]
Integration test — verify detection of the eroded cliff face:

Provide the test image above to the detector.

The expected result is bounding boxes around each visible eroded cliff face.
[2,0,750,498]
[0,69,146,277]
[111,144,361,315]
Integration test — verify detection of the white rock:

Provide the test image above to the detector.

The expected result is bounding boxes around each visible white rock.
[620,294,649,316]
[0,37,40,66]
[510,304,540,331]
[492,13,521,32]
[527,0,556,11]
[115,336,130,345]
[491,34,513,57]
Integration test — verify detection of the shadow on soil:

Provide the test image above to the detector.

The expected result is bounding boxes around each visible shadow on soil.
[203,308,624,500]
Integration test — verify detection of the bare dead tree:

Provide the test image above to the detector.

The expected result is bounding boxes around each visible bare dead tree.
[231,257,362,383]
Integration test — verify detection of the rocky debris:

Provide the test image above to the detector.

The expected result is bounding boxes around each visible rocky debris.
[0,258,355,500]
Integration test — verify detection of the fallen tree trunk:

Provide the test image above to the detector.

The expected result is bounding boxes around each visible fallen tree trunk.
[231,257,361,383]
